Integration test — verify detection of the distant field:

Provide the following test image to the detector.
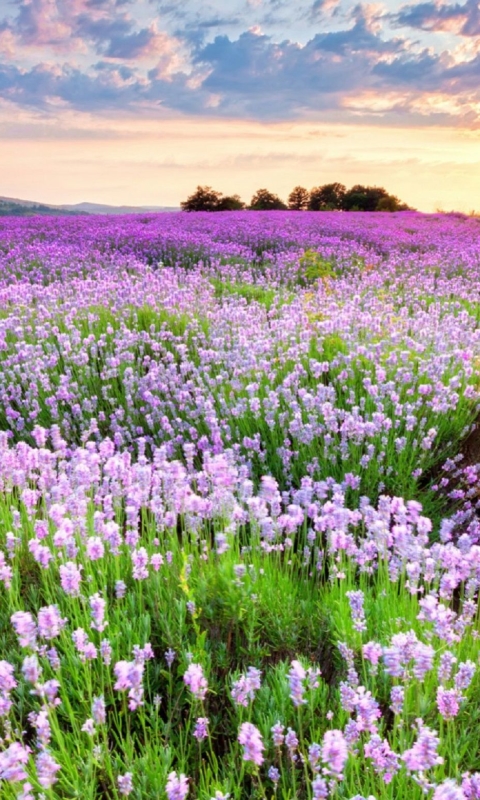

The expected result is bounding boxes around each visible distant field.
[0,210,479,799]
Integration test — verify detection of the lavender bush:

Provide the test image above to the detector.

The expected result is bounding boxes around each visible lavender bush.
[0,210,480,798]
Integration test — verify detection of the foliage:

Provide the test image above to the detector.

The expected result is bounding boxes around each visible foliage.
[249,189,287,210]
[308,183,346,211]
[288,186,310,210]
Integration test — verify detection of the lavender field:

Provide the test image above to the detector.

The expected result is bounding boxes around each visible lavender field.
[1,210,480,800]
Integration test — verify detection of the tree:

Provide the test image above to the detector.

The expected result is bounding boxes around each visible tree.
[181,186,223,212]
[288,186,309,210]
[341,185,390,212]
[217,194,245,211]
[249,189,287,211]
[308,183,346,211]
[376,194,410,212]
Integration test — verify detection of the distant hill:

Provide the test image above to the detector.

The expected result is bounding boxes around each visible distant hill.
[0,196,179,216]
[0,197,82,217]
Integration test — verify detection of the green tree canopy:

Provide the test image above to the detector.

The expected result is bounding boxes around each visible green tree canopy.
[308,183,346,211]
[249,189,287,210]
[288,186,309,210]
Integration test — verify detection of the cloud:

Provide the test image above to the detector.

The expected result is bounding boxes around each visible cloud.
[2,0,480,125]
[392,0,480,37]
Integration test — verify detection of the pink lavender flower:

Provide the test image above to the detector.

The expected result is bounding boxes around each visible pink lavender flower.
[288,660,307,706]
[81,718,95,736]
[403,722,443,772]
[92,696,106,725]
[114,660,145,711]
[285,728,299,759]
[364,734,399,783]
[35,750,61,788]
[59,562,82,596]
[22,655,42,684]
[390,686,404,715]
[433,780,466,800]
[11,611,37,649]
[0,660,17,694]
[321,729,348,780]
[117,772,134,796]
[100,639,112,665]
[193,717,209,741]
[462,773,480,798]
[308,743,322,771]
[362,641,383,673]
[183,663,208,701]
[437,687,461,720]
[271,722,284,747]
[264,767,278,789]
[312,776,328,799]
[455,661,476,691]
[115,581,127,599]
[89,593,108,632]
[231,667,262,706]
[37,605,66,640]
[131,547,149,580]
[86,536,104,561]
[346,590,367,632]
[166,771,189,800]
[0,742,30,782]
[438,652,457,684]
[30,708,52,747]
[238,722,265,766]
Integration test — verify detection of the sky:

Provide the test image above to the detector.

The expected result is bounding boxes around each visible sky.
[1,0,480,211]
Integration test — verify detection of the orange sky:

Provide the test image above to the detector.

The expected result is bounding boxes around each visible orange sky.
[2,0,480,211]
[3,114,480,212]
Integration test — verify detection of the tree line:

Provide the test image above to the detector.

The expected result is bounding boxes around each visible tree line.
[180,184,412,212]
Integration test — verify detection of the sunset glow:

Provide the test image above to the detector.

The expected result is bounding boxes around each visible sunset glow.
[1,0,480,210]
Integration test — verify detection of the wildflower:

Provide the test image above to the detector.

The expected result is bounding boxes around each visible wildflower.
[165,648,176,667]
[166,771,189,800]
[346,590,367,632]
[268,766,280,784]
[35,750,61,788]
[37,606,67,640]
[288,660,307,706]
[86,537,104,561]
[437,687,461,720]
[22,655,42,684]
[89,593,107,632]
[11,611,37,649]
[115,581,127,599]
[285,728,299,759]
[321,729,348,780]
[81,718,96,736]
[193,717,209,741]
[117,772,134,796]
[403,722,443,772]
[390,686,404,715]
[362,641,383,673]
[312,776,329,799]
[433,780,466,800]
[59,562,82,597]
[455,661,476,691]
[238,722,265,766]
[183,663,208,701]
[271,722,284,747]
[92,696,106,725]
[0,742,30,782]
[231,667,262,706]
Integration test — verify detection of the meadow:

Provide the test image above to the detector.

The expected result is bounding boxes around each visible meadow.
[1,210,480,799]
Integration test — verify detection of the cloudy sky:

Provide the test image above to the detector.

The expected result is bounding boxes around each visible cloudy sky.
[1,0,480,210]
